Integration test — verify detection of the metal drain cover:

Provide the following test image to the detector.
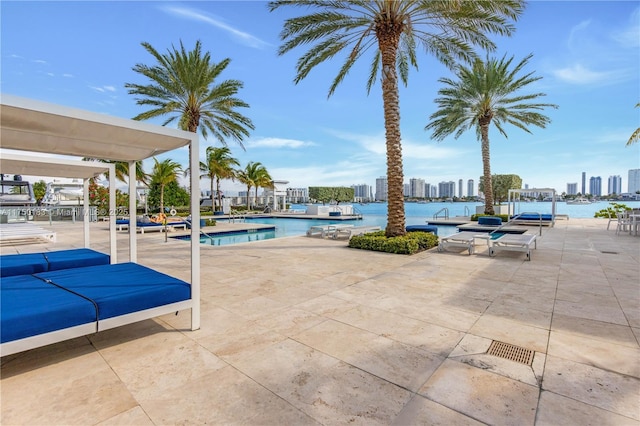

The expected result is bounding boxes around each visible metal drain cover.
[487,341,534,365]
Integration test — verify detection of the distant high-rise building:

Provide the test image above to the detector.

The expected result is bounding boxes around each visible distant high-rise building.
[566,183,578,195]
[410,178,425,198]
[375,176,388,201]
[431,186,438,198]
[467,179,474,198]
[628,169,640,194]
[438,181,455,198]
[351,184,372,202]
[581,172,586,195]
[458,179,463,198]
[607,175,622,195]
[589,176,602,196]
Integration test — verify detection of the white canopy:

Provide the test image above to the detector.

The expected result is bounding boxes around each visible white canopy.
[0,94,200,330]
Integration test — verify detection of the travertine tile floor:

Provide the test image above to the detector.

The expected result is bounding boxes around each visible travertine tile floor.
[1,218,639,425]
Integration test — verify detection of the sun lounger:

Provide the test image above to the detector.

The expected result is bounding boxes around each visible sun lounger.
[489,233,537,260]
[332,225,381,240]
[0,248,110,277]
[0,223,56,244]
[306,224,354,238]
[1,262,192,356]
[116,219,187,233]
[438,231,488,255]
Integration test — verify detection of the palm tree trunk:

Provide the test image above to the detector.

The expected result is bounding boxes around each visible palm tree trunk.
[211,178,216,212]
[480,122,494,215]
[246,185,251,209]
[216,178,224,213]
[378,32,405,237]
[160,183,165,214]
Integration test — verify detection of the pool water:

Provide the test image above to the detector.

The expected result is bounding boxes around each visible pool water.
[172,217,459,247]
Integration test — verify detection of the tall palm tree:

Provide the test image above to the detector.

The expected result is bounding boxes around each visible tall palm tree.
[125,39,255,177]
[149,158,182,213]
[237,162,271,210]
[425,54,557,214]
[627,102,639,146]
[201,146,240,212]
[268,0,524,237]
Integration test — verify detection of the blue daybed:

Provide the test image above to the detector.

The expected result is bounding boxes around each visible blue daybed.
[1,262,192,356]
[0,248,110,277]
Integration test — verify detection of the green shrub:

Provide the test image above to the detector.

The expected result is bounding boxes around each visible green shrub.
[348,231,438,255]
[470,213,509,222]
[594,202,631,218]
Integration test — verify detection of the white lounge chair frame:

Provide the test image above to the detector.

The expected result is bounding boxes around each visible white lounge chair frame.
[333,225,381,239]
[489,234,537,260]
[306,224,354,238]
[0,223,57,244]
[438,231,487,255]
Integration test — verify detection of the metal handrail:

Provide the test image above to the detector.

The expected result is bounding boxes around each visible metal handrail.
[464,206,470,217]
[433,207,449,220]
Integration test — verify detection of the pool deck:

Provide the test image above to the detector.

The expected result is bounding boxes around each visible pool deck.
[1,218,639,425]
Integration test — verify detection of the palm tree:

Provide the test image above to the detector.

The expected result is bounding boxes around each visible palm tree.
[125,39,255,174]
[268,0,524,237]
[627,102,639,146]
[425,54,557,214]
[201,146,239,212]
[149,158,182,213]
[237,162,271,210]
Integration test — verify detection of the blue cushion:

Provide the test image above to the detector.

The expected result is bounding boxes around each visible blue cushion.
[478,216,502,226]
[513,214,553,221]
[406,225,438,235]
[35,263,191,320]
[0,249,110,277]
[1,275,97,343]
[0,253,49,277]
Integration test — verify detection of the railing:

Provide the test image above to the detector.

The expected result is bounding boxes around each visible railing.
[433,207,449,220]
[464,206,471,217]
[229,210,246,223]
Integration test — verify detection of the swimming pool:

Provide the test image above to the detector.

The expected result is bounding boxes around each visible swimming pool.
[171,217,458,247]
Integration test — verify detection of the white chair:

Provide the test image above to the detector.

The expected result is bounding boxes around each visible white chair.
[615,212,632,235]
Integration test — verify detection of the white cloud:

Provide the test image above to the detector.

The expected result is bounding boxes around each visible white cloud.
[62,73,74,78]
[552,64,615,85]
[612,7,640,48]
[33,59,47,64]
[247,137,315,149]
[161,6,270,49]
[89,85,117,93]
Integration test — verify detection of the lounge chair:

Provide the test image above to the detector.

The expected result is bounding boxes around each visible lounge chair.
[438,231,488,255]
[1,262,192,356]
[0,222,56,244]
[489,233,537,260]
[306,224,354,238]
[332,225,381,240]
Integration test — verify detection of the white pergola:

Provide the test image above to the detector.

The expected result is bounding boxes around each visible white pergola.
[0,94,201,330]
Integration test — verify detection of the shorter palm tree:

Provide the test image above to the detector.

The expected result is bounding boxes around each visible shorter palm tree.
[149,158,182,214]
[236,162,271,210]
[201,147,239,212]
[426,53,557,214]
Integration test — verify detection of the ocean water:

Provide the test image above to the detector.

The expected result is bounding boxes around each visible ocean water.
[293,200,640,221]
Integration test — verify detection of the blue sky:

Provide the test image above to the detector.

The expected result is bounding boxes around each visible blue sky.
[2,1,639,195]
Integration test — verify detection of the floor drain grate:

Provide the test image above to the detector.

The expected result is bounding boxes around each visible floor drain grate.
[600,251,619,254]
[487,341,534,365]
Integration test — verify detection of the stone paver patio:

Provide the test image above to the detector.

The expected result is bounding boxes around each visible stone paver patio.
[1,218,639,425]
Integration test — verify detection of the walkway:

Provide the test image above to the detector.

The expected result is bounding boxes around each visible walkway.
[1,218,638,425]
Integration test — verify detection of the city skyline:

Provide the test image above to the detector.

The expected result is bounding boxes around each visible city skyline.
[1,2,638,195]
